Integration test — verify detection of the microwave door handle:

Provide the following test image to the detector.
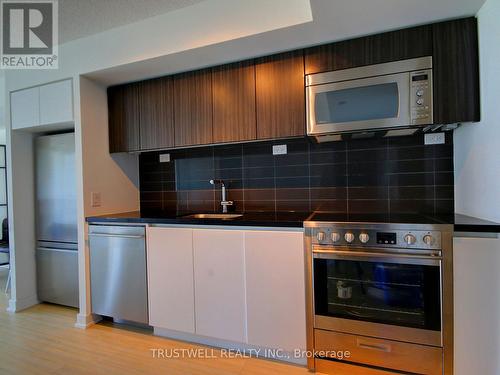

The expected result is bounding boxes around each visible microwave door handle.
[312,249,441,266]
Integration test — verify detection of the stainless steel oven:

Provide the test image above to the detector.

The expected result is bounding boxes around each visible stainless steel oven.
[306,57,433,137]
[304,219,453,375]
[313,243,442,345]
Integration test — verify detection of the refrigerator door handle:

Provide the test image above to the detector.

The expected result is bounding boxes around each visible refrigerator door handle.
[88,233,144,239]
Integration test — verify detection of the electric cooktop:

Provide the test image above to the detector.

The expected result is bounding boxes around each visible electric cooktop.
[306,212,454,225]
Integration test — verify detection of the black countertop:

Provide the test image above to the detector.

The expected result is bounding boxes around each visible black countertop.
[86,210,500,233]
[453,213,500,233]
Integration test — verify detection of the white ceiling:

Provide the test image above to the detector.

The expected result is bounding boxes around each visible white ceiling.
[86,0,487,85]
[59,0,206,43]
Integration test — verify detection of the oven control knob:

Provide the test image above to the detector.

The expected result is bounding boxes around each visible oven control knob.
[317,231,326,242]
[331,232,341,243]
[359,233,370,243]
[416,89,424,97]
[423,234,434,246]
[416,98,424,105]
[344,232,355,243]
[404,234,417,245]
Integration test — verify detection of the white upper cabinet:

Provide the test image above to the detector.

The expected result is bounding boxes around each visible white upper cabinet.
[193,229,247,343]
[147,227,195,333]
[39,79,73,125]
[10,87,39,129]
[245,230,306,353]
[10,79,73,130]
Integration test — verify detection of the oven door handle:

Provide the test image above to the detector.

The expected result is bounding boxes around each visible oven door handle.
[313,249,441,266]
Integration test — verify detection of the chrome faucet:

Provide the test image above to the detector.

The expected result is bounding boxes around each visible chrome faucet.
[210,179,233,213]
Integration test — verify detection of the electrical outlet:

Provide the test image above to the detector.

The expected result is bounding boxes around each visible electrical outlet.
[91,192,101,208]
[272,144,287,155]
[159,153,171,163]
[424,132,445,145]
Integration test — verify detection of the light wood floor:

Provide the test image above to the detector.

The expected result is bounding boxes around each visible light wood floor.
[0,268,313,375]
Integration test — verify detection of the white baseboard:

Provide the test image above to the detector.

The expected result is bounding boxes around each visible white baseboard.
[154,327,306,365]
[6,294,39,313]
[6,299,15,313]
[75,312,101,329]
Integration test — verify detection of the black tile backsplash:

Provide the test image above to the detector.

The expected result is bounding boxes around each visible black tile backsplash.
[139,133,454,215]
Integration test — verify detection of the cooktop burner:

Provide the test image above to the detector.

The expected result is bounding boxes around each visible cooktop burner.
[307,212,453,225]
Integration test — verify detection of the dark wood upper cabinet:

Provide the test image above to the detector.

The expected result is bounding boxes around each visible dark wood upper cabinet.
[108,83,140,153]
[304,25,433,74]
[108,86,123,153]
[212,61,256,143]
[255,51,305,139]
[432,17,480,124]
[173,69,213,147]
[139,77,175,150]
[108,18,479,154]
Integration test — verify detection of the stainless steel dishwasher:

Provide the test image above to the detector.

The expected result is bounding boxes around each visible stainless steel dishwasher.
[88,225,148,324]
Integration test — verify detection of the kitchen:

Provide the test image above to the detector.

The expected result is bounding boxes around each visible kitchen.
[2,0,500,374]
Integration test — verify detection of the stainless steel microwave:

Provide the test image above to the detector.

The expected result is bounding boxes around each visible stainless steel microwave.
[306,56,433,137]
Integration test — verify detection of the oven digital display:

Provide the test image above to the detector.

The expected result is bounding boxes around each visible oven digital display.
[377,232,397,244]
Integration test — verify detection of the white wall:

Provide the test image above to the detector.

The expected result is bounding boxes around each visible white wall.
[5,78,76,312]
[454,236,500,375]
[79,77,139,218]
[2,0,311,316]
[4,0,312,91]
[4,0,483,90]
[0,72,6,245]
[0,72,5,144]
[5,75,140,315]
[6,128,38,312]
[454,0,500,222]
[2,0,489,318]
[75,76,139,326]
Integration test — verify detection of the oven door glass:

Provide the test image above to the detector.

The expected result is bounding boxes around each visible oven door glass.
[313,258,441,331]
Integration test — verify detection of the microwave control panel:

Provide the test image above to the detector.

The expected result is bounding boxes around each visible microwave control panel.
[410,69,433,125]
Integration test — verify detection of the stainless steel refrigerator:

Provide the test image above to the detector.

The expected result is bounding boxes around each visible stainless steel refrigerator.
[36,133,79,308]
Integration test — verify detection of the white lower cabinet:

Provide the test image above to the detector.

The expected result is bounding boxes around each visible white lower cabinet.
[147,226,306,359]
[453,235,500,375]
[245,230,306,352]
[193,229,247,343]
[147,227,195,333]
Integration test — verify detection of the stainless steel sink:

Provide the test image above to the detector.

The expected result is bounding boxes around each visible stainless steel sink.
[182,213,243,220]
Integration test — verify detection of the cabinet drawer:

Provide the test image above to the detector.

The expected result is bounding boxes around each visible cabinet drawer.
[316,358,401,375]
[315,329,442,375]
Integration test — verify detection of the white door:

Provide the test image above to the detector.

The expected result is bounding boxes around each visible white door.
[39,80,74,125]
[193,229,246,342]
[245,230,306,352]
[11,87,39,129]
[147,227,195,333]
